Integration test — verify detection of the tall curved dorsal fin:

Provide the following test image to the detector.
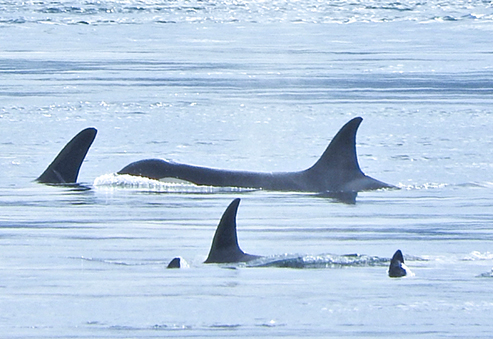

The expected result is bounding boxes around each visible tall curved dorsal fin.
[307,117,363,177]
[305,117,394,192]
[204,199,259,263]
[36,127,97,184]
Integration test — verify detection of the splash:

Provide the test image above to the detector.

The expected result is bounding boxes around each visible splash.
[93,173,255,193]
[396,182,449,190]
[246,253,390,269]
[463,251,493,261]
[477,269,493,278]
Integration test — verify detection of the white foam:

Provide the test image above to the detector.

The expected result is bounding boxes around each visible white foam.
[93,173,254,193]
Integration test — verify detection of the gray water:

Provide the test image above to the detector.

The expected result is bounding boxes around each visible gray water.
[1,0,493,338]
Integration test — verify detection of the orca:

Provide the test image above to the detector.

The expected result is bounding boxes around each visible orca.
[204,198,261,264]
[169,199,407,271]
[36,127,97,185]
[388,249,412,278]
[117,117,395,195]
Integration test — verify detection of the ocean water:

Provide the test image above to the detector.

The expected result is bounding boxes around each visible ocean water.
[1,0,493,337]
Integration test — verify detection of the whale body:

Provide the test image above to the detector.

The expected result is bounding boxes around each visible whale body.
[118,117,395,196]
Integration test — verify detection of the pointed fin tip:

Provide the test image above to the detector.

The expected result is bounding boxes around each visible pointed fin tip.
[228,198,241,212]
[340,116,363,132]
[350,116,363,124]
[215,198,241,228]
[391,249,404,263]
[330,117,363,142]
[216,198,241,227]
[338,116,363,139]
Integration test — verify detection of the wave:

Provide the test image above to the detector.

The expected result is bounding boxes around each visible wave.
[477,269,493,278]
[93,174,492,197]
[462,251,493,261]
[73,252,427,270]
[247,253,390,268]
[396,181,493,191]
[72,256,168,266]
[2,0,493,25]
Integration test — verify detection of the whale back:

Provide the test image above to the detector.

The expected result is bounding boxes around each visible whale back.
[117,117,394,195]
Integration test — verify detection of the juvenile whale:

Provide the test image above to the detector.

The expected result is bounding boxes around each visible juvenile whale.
[167,256,190,269]
[118,117,395,195]
[36,127,97,185]
[204,198,260,264]
[388,249,412,278]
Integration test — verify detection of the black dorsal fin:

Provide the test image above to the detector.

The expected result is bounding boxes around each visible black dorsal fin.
[304,116,394,192]
[204,198,259,264]
[167,257,189,269]
[36,128,97,184]
[388,249,406,278]
[307,117,363,177]
[391,249,404,264]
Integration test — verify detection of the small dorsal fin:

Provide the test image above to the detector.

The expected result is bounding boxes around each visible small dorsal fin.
[167,257,189,269]
[204,199,259,264]
[307,117,363,178]
[388,249,407,278]
[36,128,97,184]
[391,249,405,264]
